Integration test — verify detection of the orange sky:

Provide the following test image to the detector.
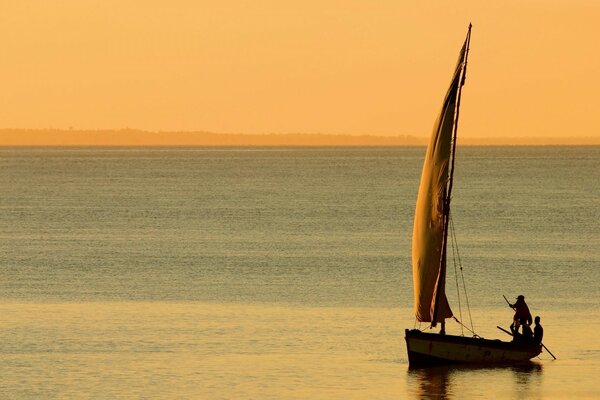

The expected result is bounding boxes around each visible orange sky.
[1,1,599,140]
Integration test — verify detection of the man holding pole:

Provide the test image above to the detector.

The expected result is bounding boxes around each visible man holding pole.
[507,295,532,334]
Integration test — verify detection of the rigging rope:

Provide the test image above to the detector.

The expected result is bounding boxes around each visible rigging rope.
[449,214,464,336]
[413,318,426,332]
[452,316,481,338]
[450,214,476,335]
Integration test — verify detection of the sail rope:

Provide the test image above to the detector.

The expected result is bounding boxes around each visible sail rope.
[449,213,464,335]
[413,318,426,332]
[449,214,476,336]
[452,316,481,338]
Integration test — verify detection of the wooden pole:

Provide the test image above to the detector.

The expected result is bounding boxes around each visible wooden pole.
[541,343,557,360]
[431,24,472,326]
[497,325,513,336]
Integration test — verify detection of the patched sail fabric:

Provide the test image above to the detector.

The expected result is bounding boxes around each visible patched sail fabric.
[412,42,467,323]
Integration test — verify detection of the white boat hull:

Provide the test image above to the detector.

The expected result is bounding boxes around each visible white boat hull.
[405,329,542,367]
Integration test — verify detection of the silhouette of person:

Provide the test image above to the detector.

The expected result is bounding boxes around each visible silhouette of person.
[509,295,532,333]
[533,316,544,345]
[521,320,533,342]
[510,324,522,342]
[511,318,532,343]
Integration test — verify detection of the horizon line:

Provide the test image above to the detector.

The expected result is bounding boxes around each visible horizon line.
[1,129,599,146]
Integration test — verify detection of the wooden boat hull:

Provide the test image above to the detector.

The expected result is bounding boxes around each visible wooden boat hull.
[405,329,542,367]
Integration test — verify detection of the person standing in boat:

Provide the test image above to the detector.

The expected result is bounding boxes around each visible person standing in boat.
[533,316,544,344]
[509,295,532,333]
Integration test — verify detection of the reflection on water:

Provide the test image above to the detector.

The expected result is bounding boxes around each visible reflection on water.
[510,364,543,399]
[407,363,543,399]
[408,366,453,399]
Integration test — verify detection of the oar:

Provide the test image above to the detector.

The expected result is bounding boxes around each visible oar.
[539,341,557,360]
[497,325,513,336]
[497,326,557,360]
[503,294,512,307]
[542,343,557,359]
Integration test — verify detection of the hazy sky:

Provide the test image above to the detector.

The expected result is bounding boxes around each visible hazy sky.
[1,1,599,138]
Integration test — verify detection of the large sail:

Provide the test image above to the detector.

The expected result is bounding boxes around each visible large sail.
[412,32,469,323]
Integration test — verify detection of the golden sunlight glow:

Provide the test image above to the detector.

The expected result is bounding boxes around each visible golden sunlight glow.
[1,1,599,143]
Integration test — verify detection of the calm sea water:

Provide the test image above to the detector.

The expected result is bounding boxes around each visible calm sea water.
[0,146,598,398]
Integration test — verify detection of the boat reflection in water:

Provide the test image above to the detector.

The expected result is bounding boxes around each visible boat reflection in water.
[407,363,543,399]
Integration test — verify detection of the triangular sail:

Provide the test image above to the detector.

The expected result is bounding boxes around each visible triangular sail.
[412,29,470,323]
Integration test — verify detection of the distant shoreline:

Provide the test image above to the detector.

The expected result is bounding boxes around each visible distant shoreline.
[1,129,598,146]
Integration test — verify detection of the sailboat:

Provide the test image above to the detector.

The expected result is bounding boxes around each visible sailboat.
[404,24,542,367]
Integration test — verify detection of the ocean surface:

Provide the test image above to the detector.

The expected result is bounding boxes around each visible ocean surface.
[0,146,598,399]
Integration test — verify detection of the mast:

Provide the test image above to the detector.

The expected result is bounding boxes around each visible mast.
[431,24,472,325]
[447,23,472,206]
